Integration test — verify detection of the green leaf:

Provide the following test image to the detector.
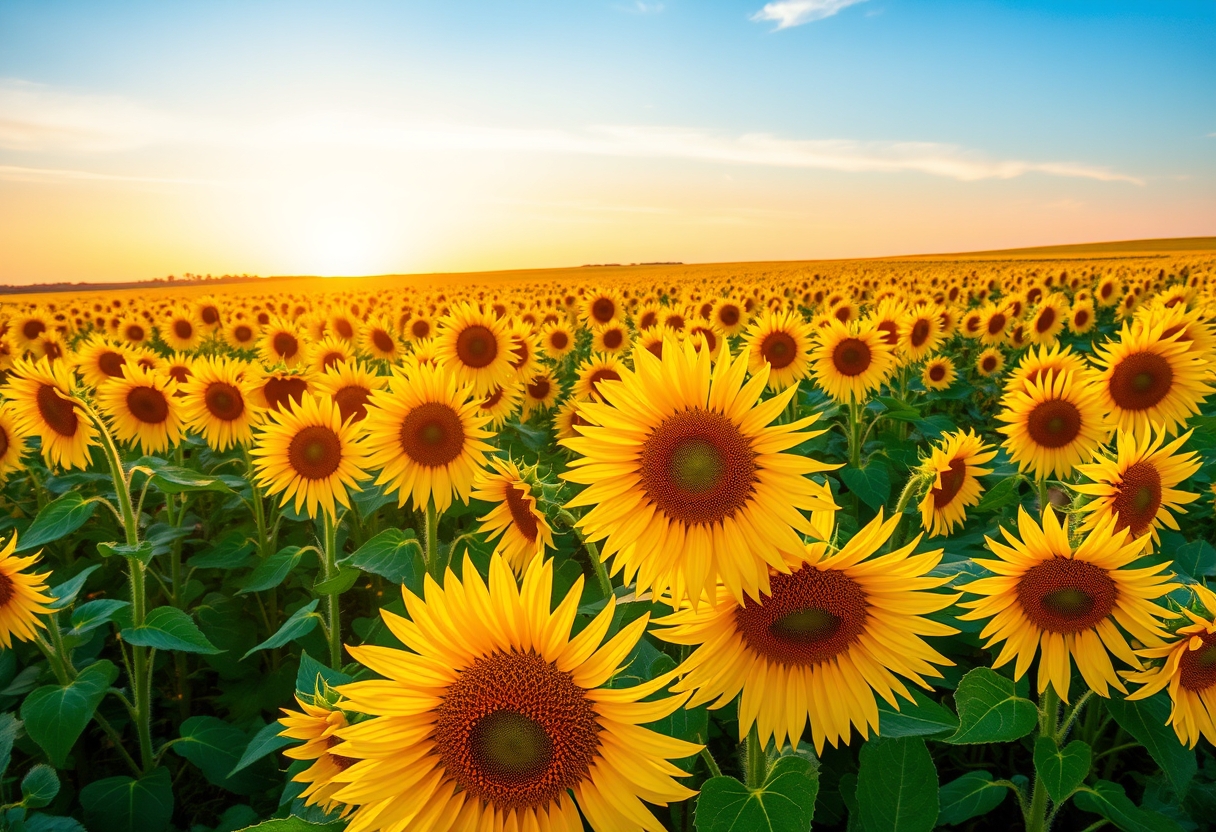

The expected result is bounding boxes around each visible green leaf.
[1033,737,1091,802]
[173,716,279,795]
[877,689,959,739]
[975,476,1022,513]
[876,396,922,421]
[295,649,352,698]
[243,600,321,659]
[97,541,155,565]
[79,766,174,832]
[69,599,131,636]
[313,566,361,595]
[47,564,101,610]
[23,815,88,832]
[1105,693,1197,797]
[189,531,256,569]
[21,763,60,808]
[841,461,891,511]
[238,545,305,594]
[945,668,1037,744]
[20,660,118,767]
[0,713,21,780]
[855,737,939,832]
[146,464,235,495]
[339,528,423,586]
[232,820,344,832]
[1173,540,1216,579]
[18,492,97,552]
[121,606,223,654]
[1074,780,1187,832]
[938,771,1009,826]
[228,720,293,777]
[695,756,819,832]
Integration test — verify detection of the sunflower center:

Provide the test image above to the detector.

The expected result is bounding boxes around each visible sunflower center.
[234,324,253,342]
[640,409,756,525]
[761,332,797,369]
[928,364,947,382]
[1036,308,1056,334]
[911,319,931,347]
[505,485,540,542]
[412,320,431,339]
[735,566,869,666]
[399,401,465,467]
[639,312,657,330]
[549,331,569,350]
[1109,352,1173,411]
[127,386,169,424]
[334,386,371,424]
[456,325,498,368]
[325,736,354,771]
[602,329,623,350]
[987,313,1007,335]
[0,570,13,607]
[22,320,46,341]
[201,306,220,325]
[1016,557,1117,634]
[335,319,355,339]
[434,651,599,811]
[173,320,193,339]
[591,298,616,323]
[981,355,998,373]
[1180,633,1216,692]
[932,457,967,508]
[204,382,245,421]
[168,366,190,385]
[126,324,145,341]
[36,384,79,437]
[1110,460,1162,536]
[98,351,127,378]
[876,320,899,346]
[372,329,395,353]
[719,306,740,326]
[527,378,551,400]
[272,332,299,359]
[586,368,621,397]
[287,425,342,479]
[263,376,308,412]
[832,338,872,377]
[1026,399,1082,448]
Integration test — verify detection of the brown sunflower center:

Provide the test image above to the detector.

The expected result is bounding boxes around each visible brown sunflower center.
[527,378,551,400]
[735,566,869,666]
[591,298,616,323]
[719,306,740,326]
[22,319,45,341]
[263,377,308,412]
[201,306,220,325]
[601,328,623,350]
[876,320,899,346]
[168,366,190,385]
[505,485,539,542]
[928,364,947,382]
[1026,399,1082,448]
[126,324,146,342]
[36,384,79,437]
[173,320,194,339]
[639,312,658,330]
[234,324,253,343]
[1110,460,1162,536]
[639,409,756,525]
[412,320,431,339]
[0,570,13,607]
[932,457,967,508]
[456,325,498,368]
[204,382,245,422]
[586,368,620,398]
[399,401,465,467]
[911,318,931,347]
[761,332,797,369]
[326,736,354,771]
[335,319,355,339]
[434,651,599,811]
[372,329,395,354]
[1036,308,1056,334]
[981,355,999,373]
[1179,632,1216,692]
[127,386,169,425]
[0,426,9,459]
[334,385,371,424]
[98,351,127,378]
[831,338,872,377]
[987,313,1007,335]
[1016,557,1117,634]
[510,339,530,369]
[287,425,342,479]
[549,331,569,350]
[273,332,299,359]
[1109,352,1173,411]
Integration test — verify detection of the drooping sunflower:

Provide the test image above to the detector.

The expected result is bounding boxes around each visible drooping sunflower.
[961,507,1175,702]
[921,355,956,391]
[279,696,354,818]
[975,347,1005,378]
[1089,321,1214,437]
[809,320,897,403]
[313,360,387,426]
[522,371,560,416]
[997,368,1109,480]
[95,365,185,455]
[918,429,997,537]
[0,404,29,479]
[5,357,97,470]
[251,393,368,520]
[572,353,627,402]
[653,511,957,753]
[259,317,305,368]
[328,553,698,832]
[562,338,838,607]
[361,362,494,512]
[744,309,814,392]
[434,303,515,396]
[0,534,54,649]
[476,381,524,429]
[1073,427,1201,544]
[178,356,264,452]
[470,457,555,573]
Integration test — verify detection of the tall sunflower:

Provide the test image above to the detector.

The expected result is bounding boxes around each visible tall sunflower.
[5,357,97,470]
[327,553,698,832]
[470,457,555,574]
[921,355,956,391]
[0,534,54,648]
[918,429,997,537]
[809,320,897,403]
[562,337,838,608]
[961,507,1175,702]
[996,368,1109,480]
[361,362,494,512]
[653,511,957,753]
[434,304,515,396]
[178,357,264,452]
[744,309,814,392]
[1073,427,1200,544]
[95,365,185,455]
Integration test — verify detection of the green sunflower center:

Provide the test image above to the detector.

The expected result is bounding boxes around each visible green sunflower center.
[469,710,553,783]
[770,607,841,643]
[670,439,726,493]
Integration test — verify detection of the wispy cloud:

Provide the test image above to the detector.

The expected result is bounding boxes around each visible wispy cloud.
[0,164,215,185]
[619,1,664,13]
[751,0,869,29]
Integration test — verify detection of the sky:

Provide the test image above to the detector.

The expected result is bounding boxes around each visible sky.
[0,0,1213,284]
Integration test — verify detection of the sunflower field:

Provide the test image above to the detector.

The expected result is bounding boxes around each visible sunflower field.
[0,254,1214,832]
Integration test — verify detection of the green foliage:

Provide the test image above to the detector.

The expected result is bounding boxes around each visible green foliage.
[79,767,174,832]
[18,492,97,551]
[1033,736,1091,802]
[120,606,223,654]
[937,771,1009,826]
[946,668,1037,744]
[695,756,819,832]
[855,737,939,832]
[20,661,118,767]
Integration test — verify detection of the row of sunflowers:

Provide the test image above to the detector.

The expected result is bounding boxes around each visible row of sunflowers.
[0,253,1211,832]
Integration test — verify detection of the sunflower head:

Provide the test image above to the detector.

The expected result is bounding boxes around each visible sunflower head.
[4,357,97,470]
[810,320,897,403]
[0,534,54,649]
[917,429,997,537]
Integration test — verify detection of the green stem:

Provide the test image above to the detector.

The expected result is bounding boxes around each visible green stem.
[424,500,441,580]
[1027,685,1060,832]
[847,402,863,469]
[699,745,723,779]
[1057,690,1093,743]
[585,539,613,600]
[745,723,768,789]
[320,511,342,669]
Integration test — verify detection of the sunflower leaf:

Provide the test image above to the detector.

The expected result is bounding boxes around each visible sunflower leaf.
[339,528,422,588]
[856,736,938,832]
[1033,736,1091,802]
[938,770,1010,826]
[173,716,280,795]
[121,606,223,654]
[228,721,294,778]
[1105,694,1196,797]
[237,546,305,594]
[47,564,101,610]
[974,475,1022,513]
[20,660,118,768]
[945,668,1036,744]
[694,756,819,832]
[1074,780,1187,832]
[877,689,960,738]
[79,766,174,832]
[18,492,97,552]
[21,763,60,809]
[840,461,891,511]
[242,600,321,659]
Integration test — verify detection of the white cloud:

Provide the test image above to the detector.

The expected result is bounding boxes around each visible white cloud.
[751,0,869,29]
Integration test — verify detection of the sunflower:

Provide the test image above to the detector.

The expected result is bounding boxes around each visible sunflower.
[116,314,151,346]
[5,358,97,470]
[539,322,576,360]
[194,297,223,331]
[356,316,400,362]
[223,317,260,351]
[403,313,434,343]
[313,360,387,426]
[279,696,354,818]
[434,304,515,396]
[10,312,50,351]
[252,394,368,520]
[361,362,494,512]
[653,511,956,753]
[997,368,1109,480]
[250,367,314,414]
[1068,300,1096,335]
[635,302,663,331]
[866,298,906,350]
[522,371,559,417]
[178,357,264,452]
[960,309,985,340]
[975,347,1005,378]
[637,325,676,360]
[745,309,814,392]
[711,297,748,336]
[328,310,360,342]
[1074,427,1200,544]
[562,338,838,607]
[307,334,356,375]
[961,508,1175,701]
[470,458,555,573]
[506,322,543,381]
[554,398,588,442]
[918,429,997,537]
[161,307,203,352]
[95,365,185,455]
[921,355,956,391]
[1004,343,1088,396]
[477,382,524,429]
[582,288,623,326]
[901,303,945,361]
[572,353,627,402]
[0,535,54,649]
[163,353,194,387]
[978,305,1010,345]
[809,320,897,403]
[1028,295,1067,344]
[259,317,305,368]
[328,553,697,832]
[0,404,29,479]
[1089,321,1214,436]
[591,321,631,356]
[1096,276,1122,308]
[72,337,132,388]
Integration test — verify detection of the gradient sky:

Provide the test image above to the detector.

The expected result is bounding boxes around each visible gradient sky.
[1,0,1213,284]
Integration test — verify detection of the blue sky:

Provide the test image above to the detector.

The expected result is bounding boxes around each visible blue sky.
[0,1,1212,282]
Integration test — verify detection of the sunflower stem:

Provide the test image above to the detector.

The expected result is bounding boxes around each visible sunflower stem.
[1027,685,1060,832]
[585,539,614,601]
[744,723,768,789]
[320,511,342,669]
